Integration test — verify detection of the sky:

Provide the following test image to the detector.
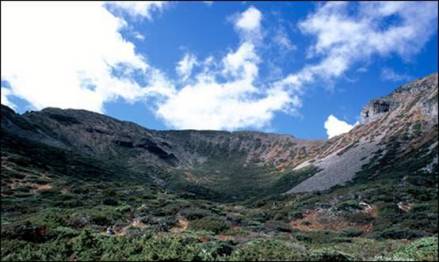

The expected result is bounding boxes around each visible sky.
[1,1,438,139]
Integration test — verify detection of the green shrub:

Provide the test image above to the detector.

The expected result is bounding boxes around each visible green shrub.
[115,205,132,213]
[71,230,101,260]
[264,220,292,233]
[2,220,58,243]
[53,226,80,239]
[377,227,428,240]
[307,248,354,261]
[375,236,438,261]
[390,236,438,261]
[54,199,83,208]
[341,228,363,238]
[91,214,111,226]
[180,208,212,220]
[102,198,118,206]
[229,240,306,261]
[337,200,361,211]
[190,216,229,234]
[135,234,202,261]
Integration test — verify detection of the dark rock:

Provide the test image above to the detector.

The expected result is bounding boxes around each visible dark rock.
[113,140,134,148]
[47,113,81,125]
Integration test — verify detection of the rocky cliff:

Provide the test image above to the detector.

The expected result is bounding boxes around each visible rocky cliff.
[288,73,438,193]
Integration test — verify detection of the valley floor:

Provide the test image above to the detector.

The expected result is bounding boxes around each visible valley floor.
[1,174,438,261]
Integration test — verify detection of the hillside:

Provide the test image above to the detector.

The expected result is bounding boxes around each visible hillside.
[288,73,438,193]
[2,100,325,201]
[1,73,438,261]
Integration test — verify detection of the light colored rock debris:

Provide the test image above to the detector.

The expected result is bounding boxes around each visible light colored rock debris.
[287,137,382,193]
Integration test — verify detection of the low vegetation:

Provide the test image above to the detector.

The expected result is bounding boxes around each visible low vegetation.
[1,106,438,261]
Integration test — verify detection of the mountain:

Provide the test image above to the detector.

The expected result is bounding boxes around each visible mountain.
[1,73,438,261]
[288,73,438,193]
[2,100,326,201]
[2,73,437,198]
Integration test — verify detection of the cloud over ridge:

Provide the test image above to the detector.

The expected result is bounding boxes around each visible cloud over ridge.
[1,2,437,133]
[1,1,172,113]
[324,115,358,138]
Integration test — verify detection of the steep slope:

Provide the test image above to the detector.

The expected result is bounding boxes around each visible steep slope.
[288,73,438,193]
[1,107,156,202]
[1,73,437,200]
[3,105,323,170]
[1,104,323,201]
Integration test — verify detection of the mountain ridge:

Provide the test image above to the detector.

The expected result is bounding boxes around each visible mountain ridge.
[1,73,438,199]
[1,73,438,261]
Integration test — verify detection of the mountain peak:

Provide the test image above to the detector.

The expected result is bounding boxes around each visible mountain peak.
[361,73,438,125]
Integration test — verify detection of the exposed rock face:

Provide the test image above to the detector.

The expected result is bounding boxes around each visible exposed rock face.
[289,73,438,193]
[1,73,437,196]
[361,73,438,125]
[287,135,382,194]
[361,99,395,124]
[1,105,324,171]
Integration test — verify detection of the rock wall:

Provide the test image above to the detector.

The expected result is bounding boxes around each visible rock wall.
[360,99,396,124]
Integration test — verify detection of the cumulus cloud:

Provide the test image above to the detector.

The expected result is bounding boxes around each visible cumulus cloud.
[1,2,172,113]
[107,1,167,20]
[235,6,262,32]
[155,6,299,130]
[276,2,438,90]
[381,68,411,82]
[233,6,262,42]
[2,3,293,131]
[157,3,437,132]
[156,77,293,130]
[324,115,357,139]
[2,2,437,133]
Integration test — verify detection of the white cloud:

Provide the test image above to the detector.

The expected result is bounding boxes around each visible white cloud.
[155,76,293,130]
[300,2,438,59]
[2,2,436,133]
[277,2,438,90]
[235,6,262,32]
[299,3,436,138]
[234,6,263,42]
[155,7,300,130]
[223,42,259,81]
[324,114,357,139]
[176,53,198,81]
[107,1,167,20]
[1,87,16,110]
[381,68,411,82]
[2,3,293,131]
[1,2,173,113]
[157,39,297,130]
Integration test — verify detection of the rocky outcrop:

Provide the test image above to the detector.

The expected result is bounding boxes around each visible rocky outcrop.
[361,73,438,125]
[289,73,438,193]
[360,99,396,124]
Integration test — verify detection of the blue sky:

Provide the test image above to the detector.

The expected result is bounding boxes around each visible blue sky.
[1,2,438,139]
